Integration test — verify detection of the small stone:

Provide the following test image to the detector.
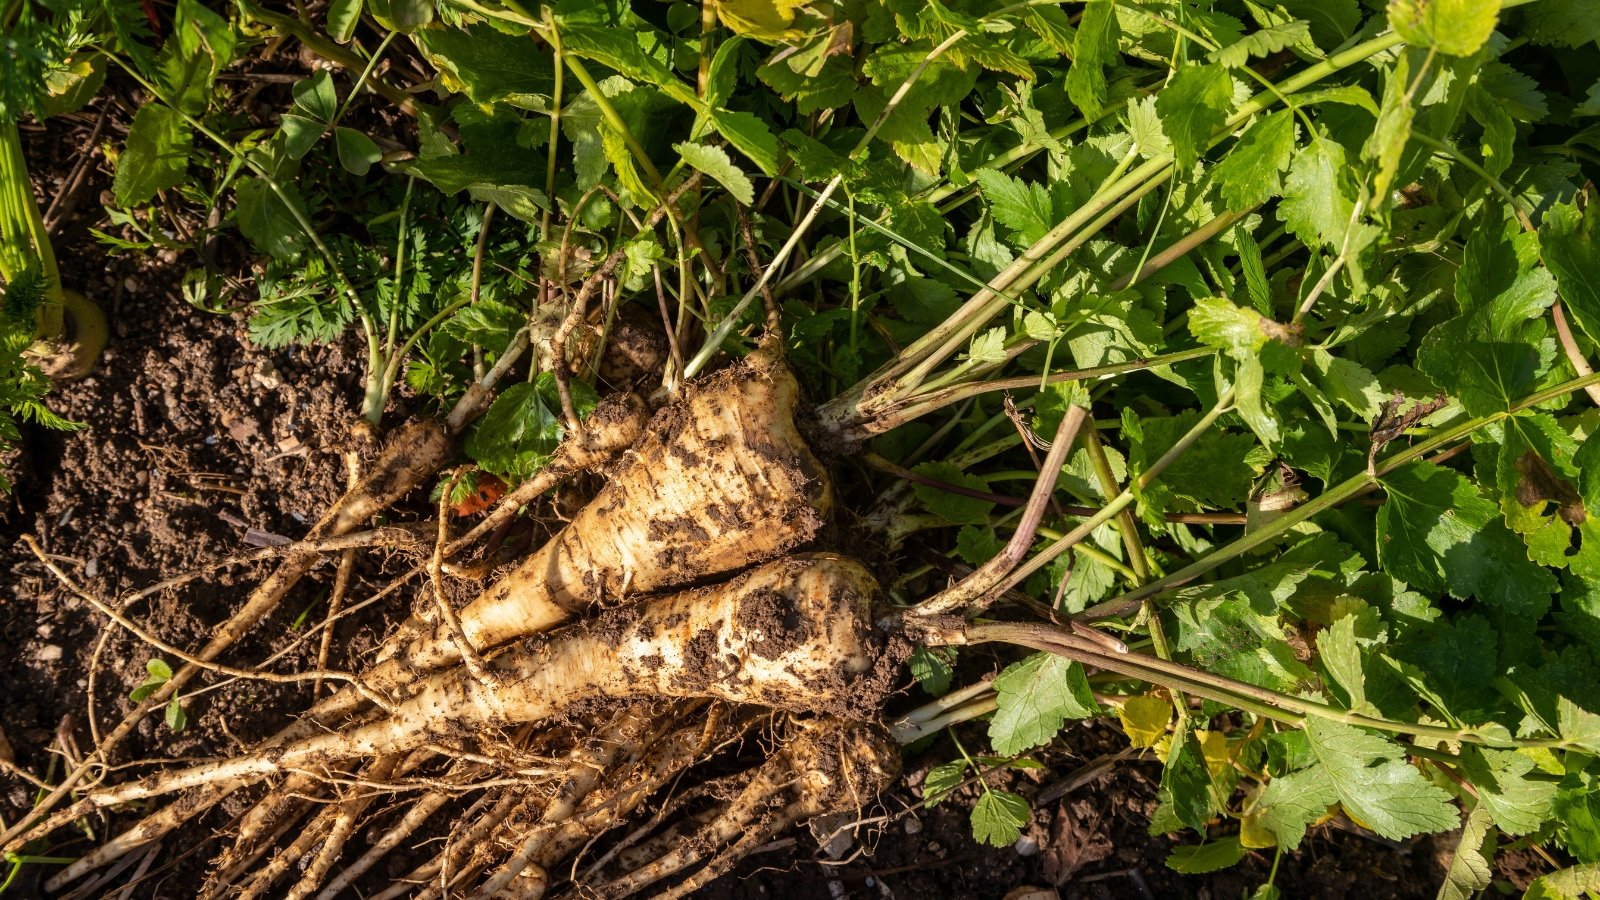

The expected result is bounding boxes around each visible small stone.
[123,276,140,292]
[1014,835,1040,857]
[37,645,63,662]
[36,624,52,639]
[903,816,922,835]
[1003,888,1060,900]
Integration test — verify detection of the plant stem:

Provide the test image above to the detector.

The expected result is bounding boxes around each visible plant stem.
[950,621,1566,749]
[1082,370,1600,621]
[0,120,64,337]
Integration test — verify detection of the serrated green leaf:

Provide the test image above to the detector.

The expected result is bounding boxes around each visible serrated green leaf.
[1304,718,1458,840]
[674,141,755,206]
[1318,610,1377,714]
[1156,730,1214,833]
[558,23,700,108]
[1378,461,1558,618]
[973,169,1054,247]
[1437,803,1495,900]
[1460,748,1557,835]
[971,790,1030,847]
[114,104,191,206]
[911,460,995,525]
[909,646,956,696]
[1559,697,1600,753]
[1213,110,1296,211]
[1156,64,1235,171]
[709,110,780,176]
[967,326,1007,365]
[1210,21,1312,68]
[234,176,308,260]
[1065,0,1118,119]
[1255,765,1338,849]
[1166,836,1246,874]
[1363,52,1419,203]
[988,653,1097,756]
[1497,416,1600,576]
[922,760,965,807]
[1541,197,1600,344]
[414,23,557,107]
[1278,135,1372,252]
[1526,864,1600,900]
[1387,0,1501,57]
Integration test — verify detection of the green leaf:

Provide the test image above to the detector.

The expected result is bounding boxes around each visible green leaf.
[1497,416,1600,577]
[328,0,363,43]
[1363,52,1419,203]
[1188,296,1280,360]
[911,460,994,525]
[1378,461,1558,618]
[164,697,188,731]
[1166,836,1246,874]
[1065,0,1118,119]
[1541,197,1600,344]
[988,653,1097,756]
[292,70,338,121]
[1213,110,1296,211]
[1155,64,1234,172]
[334,127,382,176]
[1387,0,1501,57]
[1317,609,1379,714]
[1460,748,1557,835]
[234,177,308,260]
[1209,22,1312,68]
[973,169,1054,247]
[1171,592,1314,693]
[971,790,1030,847]
[922,760,965,807]
[1437,803,1495,900]
[1278,136,1371,252]
[368,0,433,33]
[1303,718,1459,840]
[414,23,557,108]
[464,375,588,481]
[558,24,700,108]
[1558,697,1600,753]
[908,646,955,696]
[114,104,191,206]
[1255,766,1338,849]
[1156,730,1213,832]
[673,141,754,206]
[967,326,1007,365]
[709,110,780,176]
[1526,864,1600,900]
[280,113,325,159]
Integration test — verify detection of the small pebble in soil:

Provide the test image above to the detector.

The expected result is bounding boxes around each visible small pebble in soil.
[1014,835,1039,857]
[36,645,63,662]
[903,816,922,835]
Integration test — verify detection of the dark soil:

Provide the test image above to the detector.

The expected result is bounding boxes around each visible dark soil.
[0,103,1518,900]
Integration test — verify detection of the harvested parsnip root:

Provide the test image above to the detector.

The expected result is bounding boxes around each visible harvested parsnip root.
[26,554,893,824]
[585,717,902,900]
[45,344,830,887]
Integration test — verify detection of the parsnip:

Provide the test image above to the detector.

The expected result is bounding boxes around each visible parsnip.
[29,555,889,822]
[590,718,901,900]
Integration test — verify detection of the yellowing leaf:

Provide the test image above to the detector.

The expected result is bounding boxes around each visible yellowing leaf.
[717,0,808,39]
[1387,0,1501,56]
[1119,694,1173,748]
[1239,813,1278,849]
[1196,730,1232,777]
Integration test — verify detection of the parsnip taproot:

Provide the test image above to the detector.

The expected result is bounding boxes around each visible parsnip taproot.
[590,718,901,900]
[28,555,888,824]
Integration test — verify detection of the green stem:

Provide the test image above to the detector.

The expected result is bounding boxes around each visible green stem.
[1083,370,1600,621]
[0,120,64,337]
[961,621,1566,749]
